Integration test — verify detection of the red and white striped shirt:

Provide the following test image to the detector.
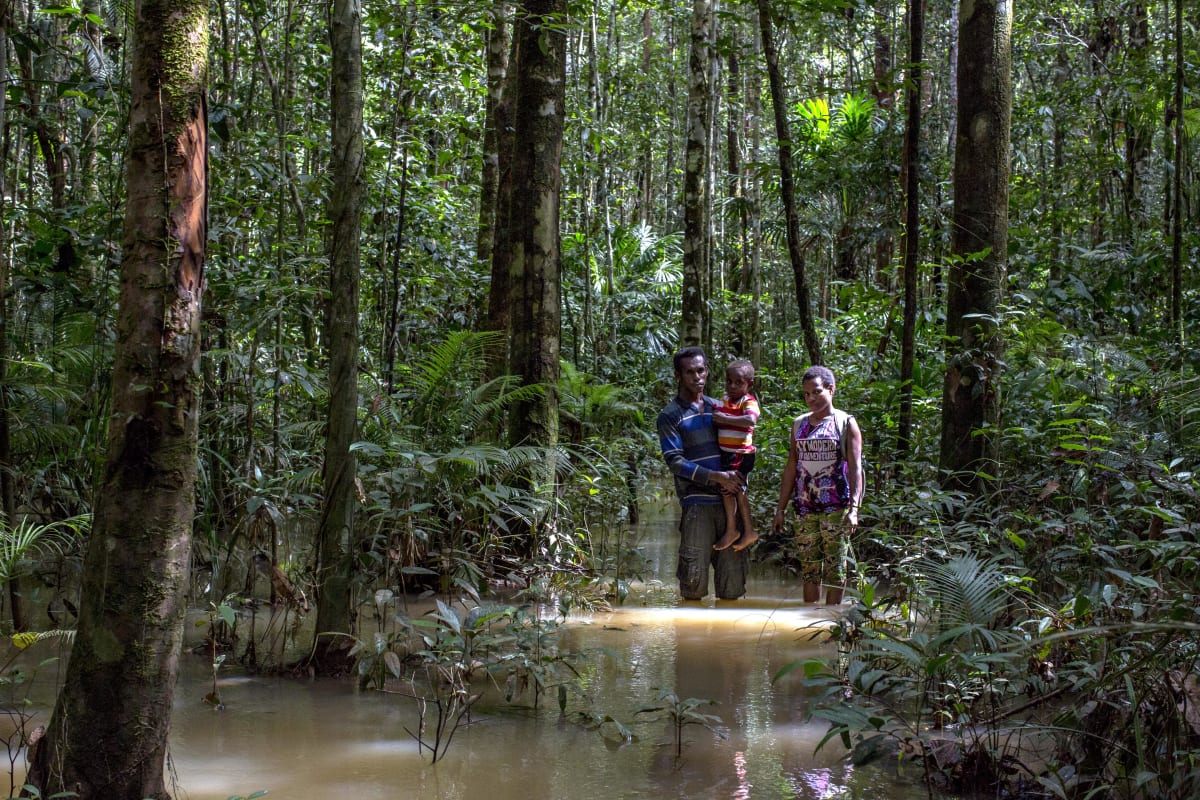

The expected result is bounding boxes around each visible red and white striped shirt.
[714,393,760,454]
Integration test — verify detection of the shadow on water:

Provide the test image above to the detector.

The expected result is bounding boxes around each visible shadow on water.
[19,499,936,799]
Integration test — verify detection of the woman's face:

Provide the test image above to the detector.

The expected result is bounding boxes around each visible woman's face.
[803,377,834,415]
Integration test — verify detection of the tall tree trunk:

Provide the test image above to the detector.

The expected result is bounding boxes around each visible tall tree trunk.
[381,15,414,395]
[680,0,715,347]
[13,11,78,280]
[638,10,657,225]
[1120,2,1151,241]
[637,9,655,226]
[870,0,896,291]
[477,0,511,274]
[897,0,923,458]
[746,46,763,370]
[248,0,317,360]
[726,45,743,353]
[757,0,822,365]
[23,0,208,789]
[506,0,565,473]
[309,0,363,674]
[1169,0,1183,335]
[1049,45,1067,284]
[0,17,17,622]
[939,0,1010,492]
[485,29,521,385]
[945,0,958,157]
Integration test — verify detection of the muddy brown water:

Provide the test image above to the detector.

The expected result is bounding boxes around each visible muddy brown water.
[15,498,935,799]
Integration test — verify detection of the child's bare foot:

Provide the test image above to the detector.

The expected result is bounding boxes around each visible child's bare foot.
[713,529,740,550]
[732,529,759,551]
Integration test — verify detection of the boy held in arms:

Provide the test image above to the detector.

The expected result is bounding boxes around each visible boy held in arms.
[712,359,761,552]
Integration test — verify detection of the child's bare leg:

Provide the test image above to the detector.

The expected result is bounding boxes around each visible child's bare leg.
[714,492,740,550]
[732,494,758,550]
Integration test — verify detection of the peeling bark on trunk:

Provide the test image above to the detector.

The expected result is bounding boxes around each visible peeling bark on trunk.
[23,0,208,792]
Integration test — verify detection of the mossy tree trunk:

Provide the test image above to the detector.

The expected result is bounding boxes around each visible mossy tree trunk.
[506,0,565,483]
[308,0,364,674]
[939,0,1011,491]
[23,0,208,792]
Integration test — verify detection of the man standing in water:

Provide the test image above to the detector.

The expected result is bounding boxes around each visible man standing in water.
[657,346,747,601]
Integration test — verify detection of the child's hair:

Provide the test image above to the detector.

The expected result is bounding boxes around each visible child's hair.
[802,365,836,389]
[727,359,755,380]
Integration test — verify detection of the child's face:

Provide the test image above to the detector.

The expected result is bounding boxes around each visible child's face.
[802,377,834,413]
[725,368,753,400]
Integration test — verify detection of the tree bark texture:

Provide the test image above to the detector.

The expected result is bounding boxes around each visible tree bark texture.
[897,0,924,457]
[477,0,511,273]
[485,22,521,384]
[757,0,822,366]
[1119,3,1151,238]
[0,91,18,626]
[939,0,1011,490]
[637,9,655,226]
[23,0,208,791]
[310,0,364,671]
[1169,0,1182,333]
[680,0,715,348]
[506,0,566,464]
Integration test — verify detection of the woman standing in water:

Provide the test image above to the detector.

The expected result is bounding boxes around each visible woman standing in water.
[771,365,864,605]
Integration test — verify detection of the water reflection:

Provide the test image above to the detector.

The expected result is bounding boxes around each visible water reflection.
[17,499,932,799]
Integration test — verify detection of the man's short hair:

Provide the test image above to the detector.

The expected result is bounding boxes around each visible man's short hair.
[802,365,836,389]
[673,346,708,373]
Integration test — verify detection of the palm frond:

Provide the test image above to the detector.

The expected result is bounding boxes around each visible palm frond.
[0,514,90,586]
[11,628,76,650]
[11,421,84,453]
[916,553,1019,634]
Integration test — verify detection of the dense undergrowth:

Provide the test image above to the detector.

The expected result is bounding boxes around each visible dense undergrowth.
[762,294,1200,799]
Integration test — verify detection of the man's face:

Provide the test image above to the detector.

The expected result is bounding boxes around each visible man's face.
[676,355,708,398]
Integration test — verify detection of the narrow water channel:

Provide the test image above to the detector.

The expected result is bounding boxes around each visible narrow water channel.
[162,498,934,800]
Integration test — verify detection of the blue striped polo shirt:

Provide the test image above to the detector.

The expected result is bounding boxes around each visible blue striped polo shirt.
[657,395,723,506]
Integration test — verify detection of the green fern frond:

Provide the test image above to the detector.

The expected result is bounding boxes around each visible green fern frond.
[460,376,543,431]
[412,330,504,402]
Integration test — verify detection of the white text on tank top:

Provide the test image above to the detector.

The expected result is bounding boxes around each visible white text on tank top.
[794,416,848,514]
